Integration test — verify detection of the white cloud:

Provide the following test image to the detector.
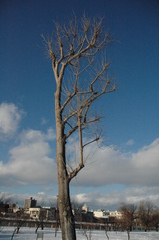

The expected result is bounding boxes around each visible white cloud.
[1,125,159,211]
[73,186,159,210]
[38,192,45,195]
[132,138,159,168]
[71,138,159,187]
[45,128,56,141]
[19,128,56,143]
[125,139,134,146]
[1,186,159,210]
[0,128,57,186]
[0,102,24,141]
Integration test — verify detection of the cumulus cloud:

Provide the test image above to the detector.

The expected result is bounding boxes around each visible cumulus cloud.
[1,122,159,210]
[72,138,159,187]
[73,186,159,210]
[19,128,56,143]
[1,185,159,210]
[0,102,24,141]
[0,128,57,187]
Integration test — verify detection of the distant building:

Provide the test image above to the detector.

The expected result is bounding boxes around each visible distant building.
[29,207,56,220]
[94,209,109,219]
[0,202,9,215]
[8,203,20,213]
[29,207,44,220]
[82,204,89,212]
[109,210,122,219]
[73,204,93,222]
[45,207,56,221]
[24,197,37,211]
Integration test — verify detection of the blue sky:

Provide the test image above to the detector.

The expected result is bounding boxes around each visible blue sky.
[0,0,159,210]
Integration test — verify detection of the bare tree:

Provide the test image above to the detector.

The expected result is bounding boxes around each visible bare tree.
[138,200,155,231]
[119,203,138,232]
[43,14,115,240]
[152,208,159,231]
[11,212,28,239]
[35,208,46,234]
[0,193,12,206]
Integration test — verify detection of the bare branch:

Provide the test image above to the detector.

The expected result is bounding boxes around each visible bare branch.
[67,108,85,182]
[63,82,114,126]
[83,137,100,148]
[65,125,78,139]
[68,162,84,181]
[90,62,110,92]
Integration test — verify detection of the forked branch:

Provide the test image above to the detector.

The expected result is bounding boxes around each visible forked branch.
[44,14,115,182]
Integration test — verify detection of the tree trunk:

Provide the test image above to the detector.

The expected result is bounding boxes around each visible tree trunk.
[57,174,76,240]
[55,87,76,240]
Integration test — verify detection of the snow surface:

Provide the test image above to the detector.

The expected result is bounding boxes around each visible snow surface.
[0,227,159,240]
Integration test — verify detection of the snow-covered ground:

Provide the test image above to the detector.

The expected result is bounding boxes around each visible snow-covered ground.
[0,227,158,240]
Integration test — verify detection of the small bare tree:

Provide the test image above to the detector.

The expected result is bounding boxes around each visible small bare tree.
[152,208,159,231]
[138,200,155,231]
[119,203,137,232]
[11,212,27,239]
[82,228,92,240]
[35,209,46,234]
[104,224,110,240]
[43,14,115,240]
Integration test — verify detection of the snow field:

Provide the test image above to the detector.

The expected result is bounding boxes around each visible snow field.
[0,227,159,240]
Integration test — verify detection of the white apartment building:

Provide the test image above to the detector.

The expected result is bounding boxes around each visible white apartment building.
[109,210,122,219]
[94,209,122,219]
[94,209,109,219]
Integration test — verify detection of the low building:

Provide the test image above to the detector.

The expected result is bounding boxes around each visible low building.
[29,207,45,220]
[73,204,94,222]
[45,207,56,220]
[0,202,9,216]
[8,203,20,213]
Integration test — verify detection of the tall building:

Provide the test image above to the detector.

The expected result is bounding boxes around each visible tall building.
[24,197,37,210]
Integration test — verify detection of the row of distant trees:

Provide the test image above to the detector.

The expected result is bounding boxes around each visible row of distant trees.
[118,200,159,232]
